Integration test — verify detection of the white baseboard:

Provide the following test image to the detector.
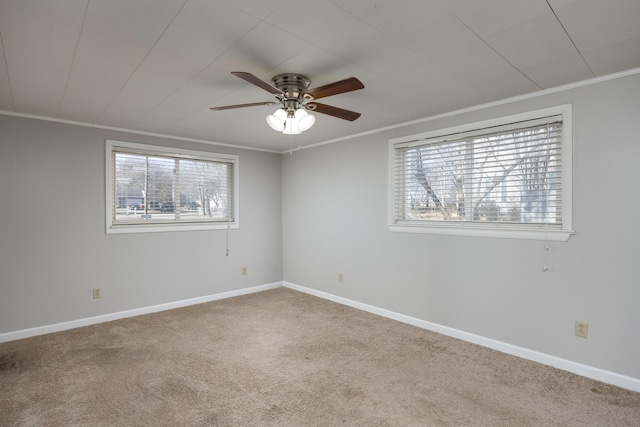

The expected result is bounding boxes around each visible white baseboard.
[283,281,640,393]
[0,282,282,344]
[3,280,638,393]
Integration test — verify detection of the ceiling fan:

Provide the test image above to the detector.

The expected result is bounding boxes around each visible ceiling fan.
[210,71,365,134]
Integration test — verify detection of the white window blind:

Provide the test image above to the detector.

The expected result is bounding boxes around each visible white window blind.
[106,140,238,234]
[390,107,573,240]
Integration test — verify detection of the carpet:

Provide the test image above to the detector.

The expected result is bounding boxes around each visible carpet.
[1,288,639,426]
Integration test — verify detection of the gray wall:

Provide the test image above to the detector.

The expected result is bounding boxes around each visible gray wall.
[1,71,638,383]
[282,72,640,380]
[0,116,282,333]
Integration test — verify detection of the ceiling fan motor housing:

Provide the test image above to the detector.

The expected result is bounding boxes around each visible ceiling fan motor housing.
[272,73,311,111]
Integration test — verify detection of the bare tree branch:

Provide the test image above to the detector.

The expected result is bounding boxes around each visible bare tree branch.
[472,150,533,211]
[414,151,452,220]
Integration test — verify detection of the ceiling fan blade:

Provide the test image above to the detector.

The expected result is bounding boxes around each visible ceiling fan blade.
[210,101,277,111]
[307,102,361,121]
[305,77,364,100]
[231,71,284,96]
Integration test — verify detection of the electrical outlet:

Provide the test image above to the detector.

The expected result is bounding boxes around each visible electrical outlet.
[575,320,588,338]
[338,273,344,283]
[241,266,247,275]
[93,288,102,299]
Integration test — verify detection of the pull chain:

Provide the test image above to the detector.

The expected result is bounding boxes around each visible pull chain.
[542,220,549,272]
[226,220,230,257]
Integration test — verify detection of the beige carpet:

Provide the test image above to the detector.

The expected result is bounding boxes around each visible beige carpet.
[1,288,639,426]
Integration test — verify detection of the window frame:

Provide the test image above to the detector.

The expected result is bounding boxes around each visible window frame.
[388,105,573,241]
[106,139,239,235]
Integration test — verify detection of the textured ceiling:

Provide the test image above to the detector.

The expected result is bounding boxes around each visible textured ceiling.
[1,0,639,152]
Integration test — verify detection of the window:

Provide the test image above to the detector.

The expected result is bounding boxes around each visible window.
[106,140,238,234]
[389,106,573,241]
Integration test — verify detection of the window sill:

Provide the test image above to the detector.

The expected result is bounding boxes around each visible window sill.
[107,222,238,235]
[388,223,573,241]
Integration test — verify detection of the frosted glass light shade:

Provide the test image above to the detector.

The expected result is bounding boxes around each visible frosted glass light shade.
[282,114,302,134]
[266,108,287,131]
[295,108,315,131]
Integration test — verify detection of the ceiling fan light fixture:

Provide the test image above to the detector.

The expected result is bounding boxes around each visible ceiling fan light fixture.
[268,107,314,135]
[266,108,287,131]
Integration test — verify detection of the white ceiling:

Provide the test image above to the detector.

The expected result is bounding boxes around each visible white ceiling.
[1,0,639,152]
